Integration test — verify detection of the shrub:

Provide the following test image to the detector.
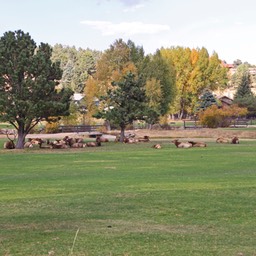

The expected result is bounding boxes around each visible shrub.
[199,105,248,128]
[45,122,60,133]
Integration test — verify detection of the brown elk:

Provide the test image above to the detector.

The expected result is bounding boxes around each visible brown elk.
[115,133,135,143]
[216,137,229,143]
[152,144,161,149]
[188,141,207,147]
[24,138,34,148]
[30,138,45,148]
[231,136,239,144]
[3,131,16,149]
[47,138,69,149]
[138,135,150,142]
[49,142,69,149]
[71,142,84,148]
[171,139,192,148]
[85,136,102,147]
[96,135,109,142]
[85,141,101,147]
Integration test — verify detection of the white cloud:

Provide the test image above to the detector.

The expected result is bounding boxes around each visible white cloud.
[81,20,170,36]
[123,4,145,12]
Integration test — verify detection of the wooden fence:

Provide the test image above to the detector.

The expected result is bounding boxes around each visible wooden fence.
[58,125,103,133]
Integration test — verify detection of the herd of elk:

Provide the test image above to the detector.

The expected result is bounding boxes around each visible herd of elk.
[46,135,104,149]
[2,134,109,149]
[2,128,241,150]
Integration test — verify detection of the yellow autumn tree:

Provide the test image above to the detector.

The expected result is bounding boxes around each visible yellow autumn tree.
[82,76,99,124]
[161,47,228,119]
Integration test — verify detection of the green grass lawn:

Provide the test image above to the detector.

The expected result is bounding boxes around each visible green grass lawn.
[0,139,256,256]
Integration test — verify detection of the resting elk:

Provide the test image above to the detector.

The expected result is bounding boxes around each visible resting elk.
[96,135,109,142]
[63,136,84,147]
[188,141,207,147]
[138,135,150,142]
[152,144,161,149]
[171,139,192,148]
[47,139,69,149]
[3,131,16,149]
[231,136,239,144]
[123,137,138,144]
[24,138,34,148]
[24,138,46,148]
[216,137,229,143]
[85,136,102,147]
[85,141,101,147]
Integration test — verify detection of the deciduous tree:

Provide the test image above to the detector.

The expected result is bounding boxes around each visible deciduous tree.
[161,47,228,118]
[142,50,176,123]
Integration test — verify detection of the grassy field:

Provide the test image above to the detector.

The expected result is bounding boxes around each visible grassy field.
[0,138,256,256]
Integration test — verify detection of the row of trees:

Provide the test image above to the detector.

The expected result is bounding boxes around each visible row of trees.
[0,30,255,148]
[52,41,229,122]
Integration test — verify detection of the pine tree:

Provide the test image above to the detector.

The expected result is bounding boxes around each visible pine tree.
[0,30,73,148]
[234,69,253,99]
[197,89,218,111]
[95,72,147,142]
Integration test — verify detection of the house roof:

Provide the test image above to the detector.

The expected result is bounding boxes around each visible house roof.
[73,93,84,101]
[219,96,233,105]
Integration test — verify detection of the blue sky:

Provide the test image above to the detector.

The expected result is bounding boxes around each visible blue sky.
[1,0,256,64]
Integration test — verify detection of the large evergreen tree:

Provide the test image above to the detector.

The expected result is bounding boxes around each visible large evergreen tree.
[51,44,101,92]
[0,30,73,148]
[233,64,253,99]
[95,72,147,142]
[233,64,256,116]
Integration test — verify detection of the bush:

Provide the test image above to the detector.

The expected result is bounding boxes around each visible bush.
[45,122,60,134]
[199,105,248,128]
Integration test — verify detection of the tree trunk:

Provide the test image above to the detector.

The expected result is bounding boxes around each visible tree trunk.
[119,125,126,143]
[104,120,111,131]
[16,125,27,149]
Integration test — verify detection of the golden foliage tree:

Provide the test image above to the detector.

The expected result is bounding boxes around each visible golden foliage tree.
[161,47,228,118]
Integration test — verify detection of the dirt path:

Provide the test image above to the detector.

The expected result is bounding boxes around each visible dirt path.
[110,128,256,139]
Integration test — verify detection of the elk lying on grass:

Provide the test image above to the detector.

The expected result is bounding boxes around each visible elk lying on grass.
[138,135,150,142]
[63,136,84,147]
[24,139,34,148]
[96,135,109,142]
[3,131,16,149]
[48,141,69,149]
[123,137,138,143]
[85,141,101,147]
[188,141,207,147]
[231,136,239,144]
[216,137,229,143]
[152,144,161,149]
[70,142,84,148]
[24,138,46,148]
[171,140,192,148]
[4,140,15,149]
